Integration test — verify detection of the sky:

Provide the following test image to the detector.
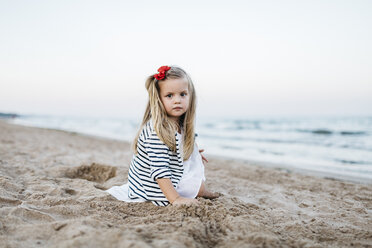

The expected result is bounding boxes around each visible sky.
[1,0,371,119]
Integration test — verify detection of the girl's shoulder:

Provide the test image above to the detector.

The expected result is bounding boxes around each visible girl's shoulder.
[139,119,160,141]
[139,119,171,151]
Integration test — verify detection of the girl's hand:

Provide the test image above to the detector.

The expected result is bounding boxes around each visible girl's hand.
[201,191,222,199]
[172,197,198,206]
[199,149,209,163]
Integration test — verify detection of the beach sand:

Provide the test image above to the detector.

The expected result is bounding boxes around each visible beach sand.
[1,120,371,247]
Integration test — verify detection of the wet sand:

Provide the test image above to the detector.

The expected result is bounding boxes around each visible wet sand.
[0,120,371,247]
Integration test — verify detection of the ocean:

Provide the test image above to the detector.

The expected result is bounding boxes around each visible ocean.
[8,114,372,183]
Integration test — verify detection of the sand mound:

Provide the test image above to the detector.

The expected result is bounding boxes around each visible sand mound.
[65,163,117,183]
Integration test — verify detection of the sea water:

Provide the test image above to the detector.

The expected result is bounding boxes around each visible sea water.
[9,115,372,183]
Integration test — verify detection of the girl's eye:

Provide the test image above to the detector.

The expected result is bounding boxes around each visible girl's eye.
[181,92,187,97]
[166,94,172,98]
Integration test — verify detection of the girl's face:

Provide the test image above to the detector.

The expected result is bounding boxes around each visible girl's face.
[158,77,190,123]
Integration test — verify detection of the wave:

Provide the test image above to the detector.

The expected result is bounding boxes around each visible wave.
[202,124,369,137]
[334,159,369,165]
[340,131,367,135]
[200,133,372,153]
[296,129,367,136]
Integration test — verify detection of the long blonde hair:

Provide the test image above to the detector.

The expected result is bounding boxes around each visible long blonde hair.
[132,66,196,160]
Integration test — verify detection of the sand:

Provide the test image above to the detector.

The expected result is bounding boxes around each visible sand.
[0,120,371,248]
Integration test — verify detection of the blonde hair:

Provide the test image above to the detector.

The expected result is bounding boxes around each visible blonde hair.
[132,66,196,160]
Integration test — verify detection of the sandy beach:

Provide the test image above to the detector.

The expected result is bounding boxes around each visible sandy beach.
[0,120,371,248]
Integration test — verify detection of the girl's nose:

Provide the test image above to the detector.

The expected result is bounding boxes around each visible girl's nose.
[174,95,181,103]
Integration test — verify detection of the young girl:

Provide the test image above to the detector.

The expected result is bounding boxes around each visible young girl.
[105,65,219,206]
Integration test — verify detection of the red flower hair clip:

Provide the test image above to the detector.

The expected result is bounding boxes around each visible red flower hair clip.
[154,66,171,80]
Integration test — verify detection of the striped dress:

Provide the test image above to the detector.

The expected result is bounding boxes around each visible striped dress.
[128,119,184,206]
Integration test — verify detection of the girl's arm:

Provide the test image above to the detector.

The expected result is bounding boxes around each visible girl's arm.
[156,178,179,203]
[156,178,198,205]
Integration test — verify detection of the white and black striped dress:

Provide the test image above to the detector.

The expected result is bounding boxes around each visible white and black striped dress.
[127,119,184,206]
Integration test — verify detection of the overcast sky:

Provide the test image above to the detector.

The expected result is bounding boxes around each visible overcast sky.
[1,0,371,119]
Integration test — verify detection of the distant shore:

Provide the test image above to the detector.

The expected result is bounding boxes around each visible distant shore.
[1,120,371,247]
[0,112,20,119]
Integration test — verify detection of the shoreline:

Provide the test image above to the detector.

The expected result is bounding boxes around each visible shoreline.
[1,119,371,247]
[2,119,370,186]
[210,154,372,186]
